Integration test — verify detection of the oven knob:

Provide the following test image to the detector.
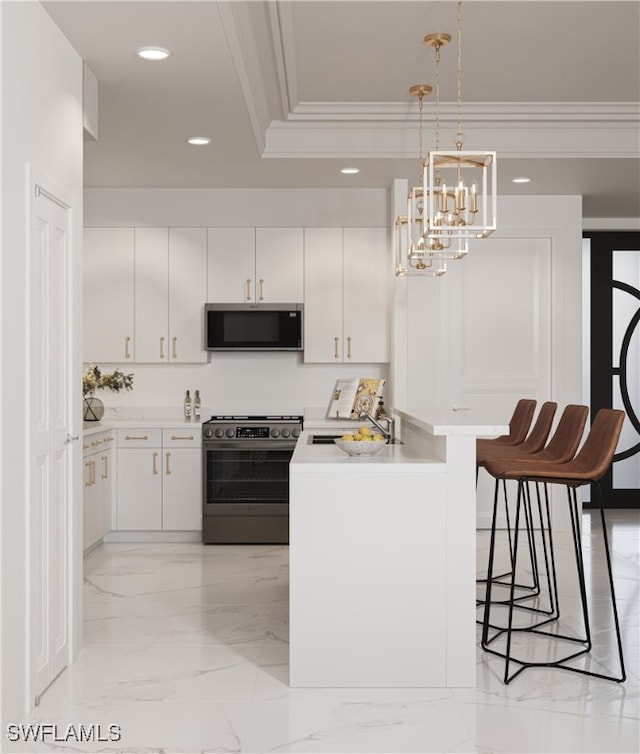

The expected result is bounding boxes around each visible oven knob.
[214,427,225,438]
[271,428,281,438]
[203,427,214,439]
[281,428,291,438]
[292,428,301,438]
[225,428,235,438]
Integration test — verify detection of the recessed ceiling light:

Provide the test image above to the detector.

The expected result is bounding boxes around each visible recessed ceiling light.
[340,167,360,175]
[187,137,211,146]
[512,176,531,184]
[137,47,170,61]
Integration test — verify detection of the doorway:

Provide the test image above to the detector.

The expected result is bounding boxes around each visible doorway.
[586,231,640,508]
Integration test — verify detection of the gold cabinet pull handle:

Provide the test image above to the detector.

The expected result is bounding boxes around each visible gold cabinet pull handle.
[172,336,177,359]
[334,336,339,359]
[347,336,352,359]
[160,336,165,359]
[259,278,264,301]
[84,461,92,487]
[152,451,159,475]
[170,435,194,441]
[125,336,131,360]
[125,435,148,441]
[91,460,96,486]
[246,278,252,301]
[101,454,108,480]
[165,451,171,475]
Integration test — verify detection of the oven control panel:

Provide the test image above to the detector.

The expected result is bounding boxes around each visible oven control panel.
[202,415,303,442]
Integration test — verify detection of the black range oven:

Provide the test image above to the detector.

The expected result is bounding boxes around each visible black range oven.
[202,415,303,544]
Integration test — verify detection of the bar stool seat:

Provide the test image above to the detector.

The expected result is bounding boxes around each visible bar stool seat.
[481,408,626,684]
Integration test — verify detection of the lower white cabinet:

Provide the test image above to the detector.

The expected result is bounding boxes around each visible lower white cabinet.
[83,431,114,552]
[116,428,201,531]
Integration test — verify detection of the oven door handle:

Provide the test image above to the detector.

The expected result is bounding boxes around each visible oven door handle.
[204,441,297,451]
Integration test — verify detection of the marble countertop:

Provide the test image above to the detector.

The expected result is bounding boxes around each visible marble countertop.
[290,431,445,472]
[83,418,201,437]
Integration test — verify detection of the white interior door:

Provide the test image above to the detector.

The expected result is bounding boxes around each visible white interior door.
[31,185,72,702]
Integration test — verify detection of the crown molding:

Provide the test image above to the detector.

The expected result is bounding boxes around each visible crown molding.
[263,101,640,159]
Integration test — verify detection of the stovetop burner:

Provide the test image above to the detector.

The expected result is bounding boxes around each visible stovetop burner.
[205,415,303,422]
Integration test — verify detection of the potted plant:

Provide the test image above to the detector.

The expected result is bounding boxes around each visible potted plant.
[82,365,134,421]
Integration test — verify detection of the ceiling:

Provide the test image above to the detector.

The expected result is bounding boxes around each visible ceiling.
[44,0,640,219]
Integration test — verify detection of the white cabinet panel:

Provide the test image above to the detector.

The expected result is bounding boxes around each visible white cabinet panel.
[134,228,169,363]
[303,228,343,362]
[256,227,304,302]
[207,227,255,302]
[117,448,163,530]
[168,228,208,362]
[116,427,201,532]
[83,228,134,363]
[304,227,390,363]
[207,227,303,304]
[162,448,202,530]
[83,432,114,551]
[343,227,390,363]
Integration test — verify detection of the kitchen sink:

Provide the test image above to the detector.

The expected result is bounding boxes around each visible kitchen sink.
[308,434,402,445]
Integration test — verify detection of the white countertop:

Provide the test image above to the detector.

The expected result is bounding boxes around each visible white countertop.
[395,406,509,437]
[290,431,445,472]
[83,418,200,437]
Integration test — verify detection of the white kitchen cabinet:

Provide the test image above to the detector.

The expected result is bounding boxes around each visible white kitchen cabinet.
[304,227,390,363]
[116,427,201,532]
[83,228,135,363]
[83,431,114,552]
[135,227,207,363]
[207,227,303,303]
[256,227,304,302]
[161,430,202,530]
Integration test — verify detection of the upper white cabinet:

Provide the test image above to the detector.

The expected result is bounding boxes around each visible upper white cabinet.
[84,227,207,363]
[256,228,304,302]
[84,228,135,363]
[304,227,390,363]
[207,227,304,303]
[135,227,207,363]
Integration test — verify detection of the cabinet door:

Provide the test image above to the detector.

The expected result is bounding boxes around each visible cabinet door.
[256,227,304,302]
[98,445,113,539]
[303,228,344,362]
[343,227,391,363]
[168,228,207,362]
[135,228,169,362]
[162,448,202,530]
[84,228,135,363]
[117,449,162,530]
[207,228,255,302]
[83,453,99,550]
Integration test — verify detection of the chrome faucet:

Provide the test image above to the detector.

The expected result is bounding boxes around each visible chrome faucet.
[357,410,396,443]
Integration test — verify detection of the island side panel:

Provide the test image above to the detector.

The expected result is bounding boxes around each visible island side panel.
[289,467,447,687]
[444,434,477,687]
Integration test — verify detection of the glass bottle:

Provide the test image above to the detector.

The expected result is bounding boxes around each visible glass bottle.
[193,389,201,420]
[184,390,192,420]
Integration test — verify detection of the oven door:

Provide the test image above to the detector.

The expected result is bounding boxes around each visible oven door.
[203,441,294,511]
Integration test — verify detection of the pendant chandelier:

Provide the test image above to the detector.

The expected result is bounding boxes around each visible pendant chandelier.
[424,0,496,242]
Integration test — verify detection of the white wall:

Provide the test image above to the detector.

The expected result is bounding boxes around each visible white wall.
[83,188,390,416]
[1,0,83,730]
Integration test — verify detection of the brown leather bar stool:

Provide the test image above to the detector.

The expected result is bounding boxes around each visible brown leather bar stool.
[476,398,536,458]
[481,408,626,684]
[477,404,589,621]
[476,401,557,597]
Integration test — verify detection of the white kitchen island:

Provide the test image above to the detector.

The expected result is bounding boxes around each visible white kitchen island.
[289,407,508,688]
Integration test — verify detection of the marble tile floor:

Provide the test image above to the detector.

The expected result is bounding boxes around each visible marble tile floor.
[5,510,639,754]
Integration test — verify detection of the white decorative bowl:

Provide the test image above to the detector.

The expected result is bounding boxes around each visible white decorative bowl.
[334,438,387,457]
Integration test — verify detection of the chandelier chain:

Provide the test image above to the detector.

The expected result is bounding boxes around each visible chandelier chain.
[417,91,424,183]
[455,0,464,150]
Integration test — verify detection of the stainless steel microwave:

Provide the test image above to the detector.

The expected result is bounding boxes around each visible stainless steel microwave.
[205,303,304,351]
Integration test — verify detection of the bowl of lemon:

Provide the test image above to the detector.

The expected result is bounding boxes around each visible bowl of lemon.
[334,426,388,456]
